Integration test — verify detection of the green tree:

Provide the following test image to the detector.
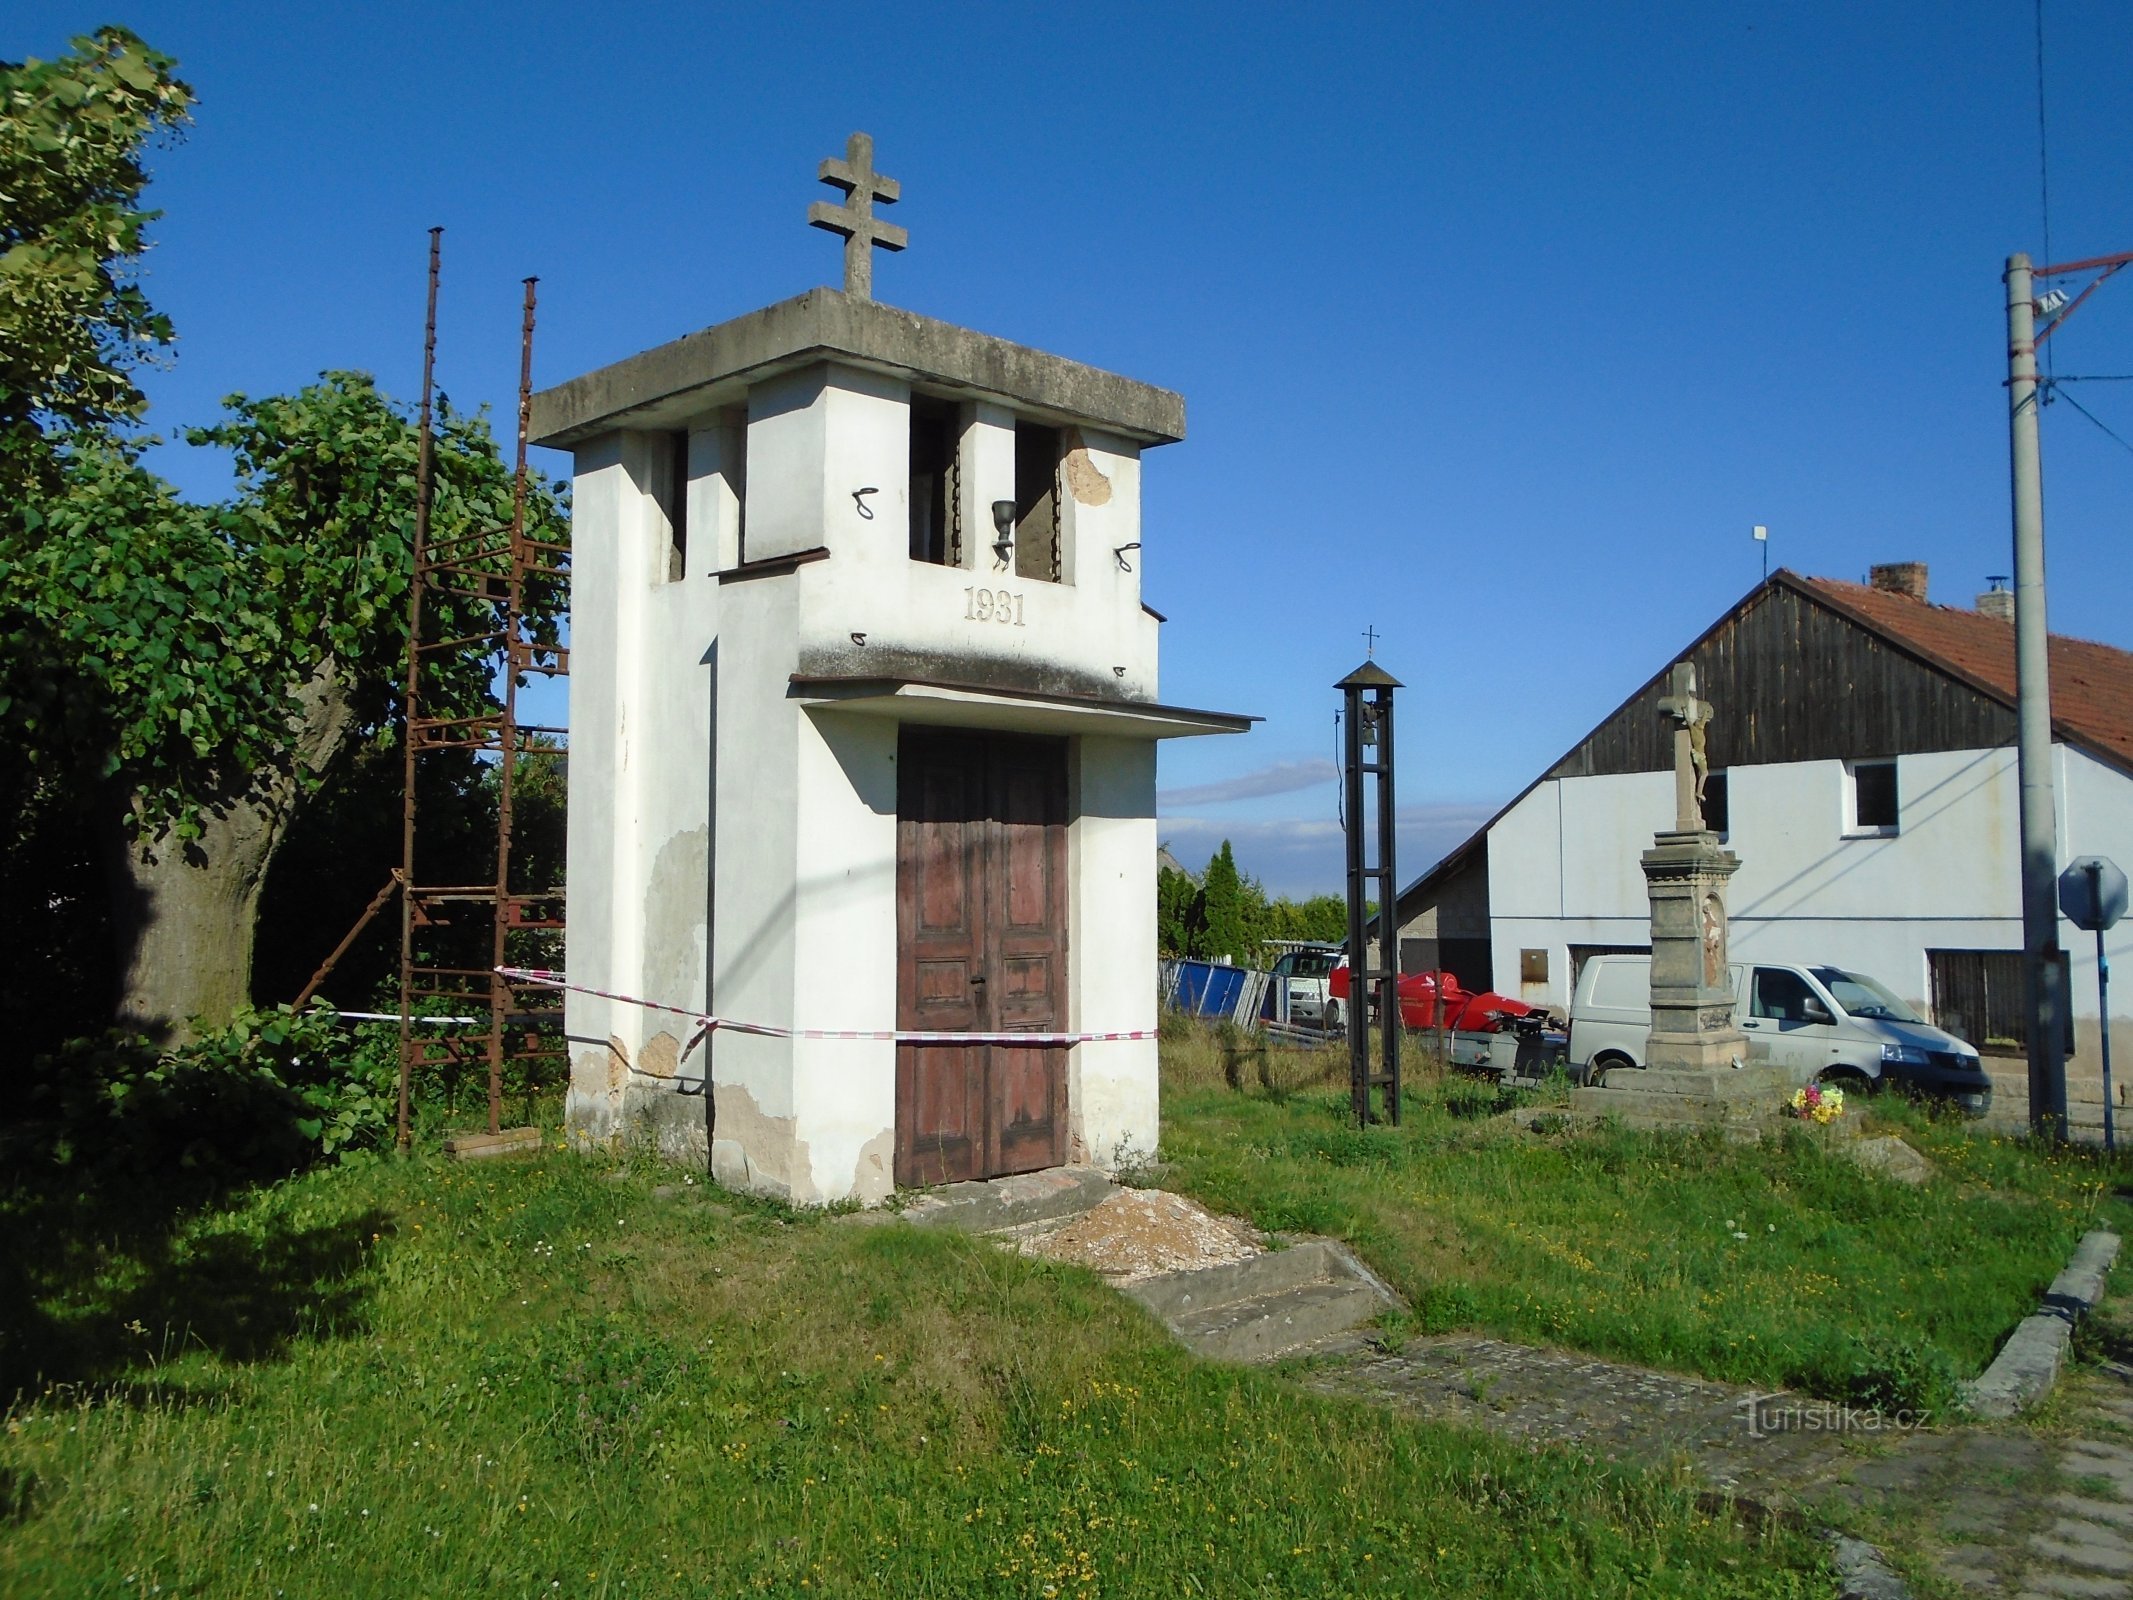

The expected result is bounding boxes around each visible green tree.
[0,28,193,495]
[1200,842,1248,964]
[1257,891,1348,948]
[0,30,572,1042]
[1156,859,1203,958]
[2,378,569,1041]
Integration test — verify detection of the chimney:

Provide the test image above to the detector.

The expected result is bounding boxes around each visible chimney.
[1870,561,1929,603]
[1976,577,2015,624]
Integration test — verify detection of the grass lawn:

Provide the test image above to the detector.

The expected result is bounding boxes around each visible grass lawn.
[0,1144,1837,1598]
[1156,1026,2133,1414]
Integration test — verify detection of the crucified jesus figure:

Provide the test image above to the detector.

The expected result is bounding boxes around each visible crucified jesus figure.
[1656,662,1713,832]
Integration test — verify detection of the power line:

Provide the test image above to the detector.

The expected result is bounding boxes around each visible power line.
[2049,383,2133,459]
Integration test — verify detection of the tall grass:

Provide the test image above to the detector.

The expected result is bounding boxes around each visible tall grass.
[1,1149,1832,1597]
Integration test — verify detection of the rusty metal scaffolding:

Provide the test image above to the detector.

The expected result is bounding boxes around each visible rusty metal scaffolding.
[291,231,569,1144]
[389,229,569,1145]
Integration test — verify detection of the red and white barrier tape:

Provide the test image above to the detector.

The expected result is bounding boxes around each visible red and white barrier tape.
[496,967,1156,1047]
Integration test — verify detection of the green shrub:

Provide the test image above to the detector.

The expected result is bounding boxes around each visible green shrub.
[183,1005,399,1162]
[1808,1331,1962,1420]
[8,1004,397,1197]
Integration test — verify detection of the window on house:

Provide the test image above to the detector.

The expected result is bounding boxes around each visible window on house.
[1847,759,1898,834]
[1928,948,2076,1056]
[1703,770,1729,835]
[908,396,957,565]
[1014,421,1062,583]
[660,430,688,582]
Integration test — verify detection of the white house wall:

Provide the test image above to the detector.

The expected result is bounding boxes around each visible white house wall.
[562,434,656,1138]
[743,369,831,563]
[1488,745,2131,1071]
[787,708,899,1204]
[562,431,722,1151]
[1486,771,1669,1004]
[1068,736,1160,1170]
[704,567,806,1193]
[2065,746,2133,1070]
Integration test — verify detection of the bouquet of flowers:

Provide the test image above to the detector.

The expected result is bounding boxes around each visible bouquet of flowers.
[1788,1083,1845,1124]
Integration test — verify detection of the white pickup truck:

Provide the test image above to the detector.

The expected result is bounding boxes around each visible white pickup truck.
[1568,954,1992,1113]
[1264,941,1342,1028]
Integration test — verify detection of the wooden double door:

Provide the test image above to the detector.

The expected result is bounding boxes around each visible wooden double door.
[895,728,1070,1187]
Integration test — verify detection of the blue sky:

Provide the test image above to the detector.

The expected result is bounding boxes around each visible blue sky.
[23,1,2133,895]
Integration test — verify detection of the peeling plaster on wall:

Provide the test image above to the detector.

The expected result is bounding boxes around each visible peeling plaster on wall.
[570,1046,609,1100]
[604,1035,631,1096]
[710,1080,818,1203]
[644,826,710,1008]
[638,1030,680,1081]
[1062,429,1113,506]
[849,1127,895,1205]
[567,1047,621,1146]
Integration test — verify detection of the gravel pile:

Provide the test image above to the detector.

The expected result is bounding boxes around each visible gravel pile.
[1018,1187,1261,1281]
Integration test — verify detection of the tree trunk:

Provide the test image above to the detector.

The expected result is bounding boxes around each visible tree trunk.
[102,661,355,1045]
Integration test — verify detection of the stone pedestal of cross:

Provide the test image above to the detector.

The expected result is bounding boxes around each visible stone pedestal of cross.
[808,132,907,302]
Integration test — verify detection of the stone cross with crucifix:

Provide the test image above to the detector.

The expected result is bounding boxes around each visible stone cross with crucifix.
[808,132,907,302]
[1656,661,1712,833]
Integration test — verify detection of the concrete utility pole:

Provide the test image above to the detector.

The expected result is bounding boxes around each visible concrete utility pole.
[2005,252,2069,1139]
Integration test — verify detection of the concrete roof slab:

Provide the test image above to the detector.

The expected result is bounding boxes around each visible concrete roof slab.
[529,289,1186,449]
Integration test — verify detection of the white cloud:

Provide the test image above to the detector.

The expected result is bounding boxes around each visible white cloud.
[1158,758,1338,808]
[1159,801,1499,899]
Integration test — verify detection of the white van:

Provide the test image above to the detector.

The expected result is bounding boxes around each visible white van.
[1568,954,1992,1113]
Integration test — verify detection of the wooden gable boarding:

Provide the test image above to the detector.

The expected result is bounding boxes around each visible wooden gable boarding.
[1549,576,2021,782]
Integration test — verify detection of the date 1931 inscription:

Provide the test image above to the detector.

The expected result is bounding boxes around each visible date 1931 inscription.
[962,587,1026,626]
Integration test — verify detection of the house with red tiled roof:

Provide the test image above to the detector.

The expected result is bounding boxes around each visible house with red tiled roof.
[1393,562,2133,1132]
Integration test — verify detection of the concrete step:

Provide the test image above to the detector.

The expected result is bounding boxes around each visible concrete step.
[1124,1236,1401,1363]
[900,1166,1116,1233]
[1126,1237,1350,1320]
[1166,1279,1390,1362]
[1569,1082,1781,1139]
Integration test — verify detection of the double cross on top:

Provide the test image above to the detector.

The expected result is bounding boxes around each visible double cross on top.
[809,132,906,302]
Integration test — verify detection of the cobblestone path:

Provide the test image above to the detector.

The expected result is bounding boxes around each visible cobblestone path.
[1298,1298,2133,1597]
[1828,1325,2133,1599]
[1296,1332,1859,1504]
